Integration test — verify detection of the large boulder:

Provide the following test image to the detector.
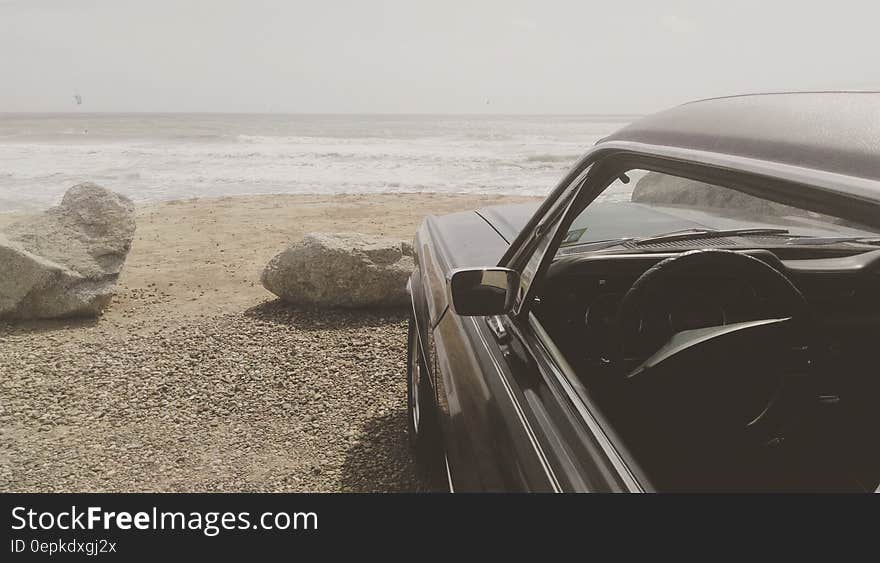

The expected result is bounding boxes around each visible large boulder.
[631,172,805,217]
[261,232,414,308]
[0,183,135,319]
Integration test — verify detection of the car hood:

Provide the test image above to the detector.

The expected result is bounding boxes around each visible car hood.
[476,202,541,243]
[424,209,513,270]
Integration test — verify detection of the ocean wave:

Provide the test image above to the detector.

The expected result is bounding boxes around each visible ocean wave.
[170,133,229,141]
[524,153,581,163]
[235,134,398,145]
[0,114,628,210]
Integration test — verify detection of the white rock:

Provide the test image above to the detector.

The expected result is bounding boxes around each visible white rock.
[0,183,135,319]
[261,232,414,308]
[631,172,804,217]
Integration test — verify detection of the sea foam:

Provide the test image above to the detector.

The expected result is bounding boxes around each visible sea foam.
[0,113,633,212]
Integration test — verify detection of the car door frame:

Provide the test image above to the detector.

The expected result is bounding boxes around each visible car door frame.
[473,151,647,492]
[424,149,643,492]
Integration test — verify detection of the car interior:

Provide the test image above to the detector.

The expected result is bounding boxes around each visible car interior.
[531,171,880,491]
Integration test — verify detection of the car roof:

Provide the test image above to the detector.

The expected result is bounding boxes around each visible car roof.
[598,92,880,183]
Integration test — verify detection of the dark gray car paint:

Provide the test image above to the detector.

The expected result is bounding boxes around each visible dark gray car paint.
[601,92,880,183]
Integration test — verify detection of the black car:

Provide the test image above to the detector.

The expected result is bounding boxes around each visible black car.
[405,92,880,492]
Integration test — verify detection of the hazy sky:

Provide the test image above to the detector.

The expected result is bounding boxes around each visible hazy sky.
[2,0,878,114]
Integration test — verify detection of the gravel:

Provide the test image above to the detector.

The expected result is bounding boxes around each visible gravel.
[0,301,429,492]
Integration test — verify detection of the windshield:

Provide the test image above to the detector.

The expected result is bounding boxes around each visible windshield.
[557,169,880,251]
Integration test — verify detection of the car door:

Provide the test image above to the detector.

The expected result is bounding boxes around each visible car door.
[425,165,583,491]
[432,306,562,491]
[437,305,642,491]
[435,268,639,491]
[433,161,639,491]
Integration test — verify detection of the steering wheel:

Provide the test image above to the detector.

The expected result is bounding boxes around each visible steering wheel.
[613,249,815,446]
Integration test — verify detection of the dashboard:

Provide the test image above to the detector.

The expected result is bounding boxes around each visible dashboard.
[534,249,880,367]
[543,273,774,363]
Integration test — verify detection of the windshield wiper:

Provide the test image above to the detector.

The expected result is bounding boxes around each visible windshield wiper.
[557,227,790,254]
[783,236,880,246]
[557,228,880,257]
[632,228,789,246]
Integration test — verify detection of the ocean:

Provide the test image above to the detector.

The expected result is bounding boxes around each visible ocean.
[0,113,635,212]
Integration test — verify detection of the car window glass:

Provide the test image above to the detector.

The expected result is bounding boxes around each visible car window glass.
[558,169,880,250]
[516,165,592,309]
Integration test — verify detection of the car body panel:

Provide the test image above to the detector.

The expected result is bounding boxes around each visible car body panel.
[432,313,561,491]
[415,210,509,329]
[475,202,539,243]
[412,210,570,490]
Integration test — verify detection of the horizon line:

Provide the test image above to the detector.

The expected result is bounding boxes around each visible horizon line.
[0,110,646,118]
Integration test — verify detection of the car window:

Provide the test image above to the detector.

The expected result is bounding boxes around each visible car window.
[515,165,592,311]
[557,169,880,250]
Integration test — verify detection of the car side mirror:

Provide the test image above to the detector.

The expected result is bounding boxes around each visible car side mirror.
[447,267,519,316]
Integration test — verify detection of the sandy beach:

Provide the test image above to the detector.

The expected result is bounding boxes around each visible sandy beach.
[0,193,539,492]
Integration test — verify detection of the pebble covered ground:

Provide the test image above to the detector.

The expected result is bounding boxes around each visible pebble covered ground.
[0,194,541,492]
[0,303,428,492]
